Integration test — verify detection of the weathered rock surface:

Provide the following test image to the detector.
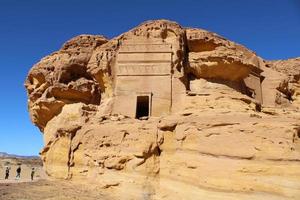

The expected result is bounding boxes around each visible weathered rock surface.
[186,28,264,81]
[25,20,300,199]
[266,58,300,108]
[25,35,108,130]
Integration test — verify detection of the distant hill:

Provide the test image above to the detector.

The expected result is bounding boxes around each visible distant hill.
[0,152,39,159]
[0,152,42,167]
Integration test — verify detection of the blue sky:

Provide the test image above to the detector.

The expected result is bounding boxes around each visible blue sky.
[0,0,299,156]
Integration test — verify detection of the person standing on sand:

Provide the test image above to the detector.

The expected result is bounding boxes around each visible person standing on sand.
[15,165,21,180]
[5,166,10,179]
[31,167,35,181]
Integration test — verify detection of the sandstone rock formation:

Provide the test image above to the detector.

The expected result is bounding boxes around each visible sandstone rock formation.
[266,58,300,107]
[25,20,300,199]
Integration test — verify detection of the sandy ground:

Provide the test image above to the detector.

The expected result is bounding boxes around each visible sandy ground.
[0,179,110,200]
[0,178,295,200]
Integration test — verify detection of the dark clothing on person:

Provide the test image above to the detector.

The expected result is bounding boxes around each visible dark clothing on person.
[5,167,9,179]
[16,166,21,179]
[31,168,35,181]
[16,167,21,174]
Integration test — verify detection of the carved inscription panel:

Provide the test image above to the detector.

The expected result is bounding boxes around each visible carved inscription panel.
[117,43,172,76]
[117,64,170,75]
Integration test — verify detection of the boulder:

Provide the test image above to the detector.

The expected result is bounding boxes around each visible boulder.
[25,20,300,199]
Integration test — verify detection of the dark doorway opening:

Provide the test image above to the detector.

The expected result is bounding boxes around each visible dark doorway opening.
[136,96,149,119]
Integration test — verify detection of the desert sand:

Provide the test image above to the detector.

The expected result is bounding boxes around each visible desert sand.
[0,179,110,200]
